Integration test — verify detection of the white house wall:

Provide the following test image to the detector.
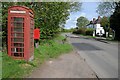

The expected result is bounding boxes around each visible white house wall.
[95,24,105,36]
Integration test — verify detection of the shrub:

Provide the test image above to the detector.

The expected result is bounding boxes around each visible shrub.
[85,28,94,36]
[72,28,86,35]
[73,28,93,36]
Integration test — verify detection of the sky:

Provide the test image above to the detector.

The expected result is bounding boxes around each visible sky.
[64,2,100,29]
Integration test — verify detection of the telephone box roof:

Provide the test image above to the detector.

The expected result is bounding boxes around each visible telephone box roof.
[8,5,34,13]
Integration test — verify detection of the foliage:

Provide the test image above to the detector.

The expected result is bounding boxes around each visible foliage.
[72,28,93,36]
[100,16,110,32]
[2,2,82,47]
[61,28,75,32]
[110,1,120,40]
[85,28,94,36]
[69,2,82,12]
[76,16,89,28]
[96,2,116,16]
[2,2,15,48]
[2,35,73,78]
[97,2,120,40]
[72,28,85,34]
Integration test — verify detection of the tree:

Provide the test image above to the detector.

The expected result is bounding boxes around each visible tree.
[2,2,82,48]
[30,2,82,39]
[97,2,120,40]
[2,2,15,48]
[110,1,120,40]
[100,16,110,34]
[96,2,116,16]
[76,16,89,28]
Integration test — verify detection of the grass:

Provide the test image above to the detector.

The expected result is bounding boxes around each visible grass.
[2,35,73,78]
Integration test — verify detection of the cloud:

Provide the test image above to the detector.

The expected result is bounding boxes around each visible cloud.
[65,12,88,29]
[65,2,99,29]
[65,12,82,29]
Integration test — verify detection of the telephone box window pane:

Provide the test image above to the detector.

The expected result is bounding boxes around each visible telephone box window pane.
[11,17,24,32]
[14,17,24,22]
[14,28,23,32]
[11,33,24,37]
[13,53,19,57]
[11,38,24,42]
[13,23,24,28]
[13,53,24,57]
[11,48,15,52]
[11,48,24,53]
[13,43,24,47]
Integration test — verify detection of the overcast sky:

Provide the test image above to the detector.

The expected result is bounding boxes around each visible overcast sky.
[64,2,100,29]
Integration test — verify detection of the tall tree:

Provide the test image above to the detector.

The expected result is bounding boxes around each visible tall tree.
[97,1,120,40]
[2,2,82,47]
[96,2,116,16]
[110,1,120,40]
[76,16,89,28]
[100,16,110,31]
[2,2,15,47]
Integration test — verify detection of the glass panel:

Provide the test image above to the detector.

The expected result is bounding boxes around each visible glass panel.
[13,53,24,57]
[30,18,34,56]
[11,17,24,57]
[13,27,23,32]
[14,17,24,22]
[11,17,24,32]
[13,53,19,57]
[11,48,24,52]
[11,38,24,42]
[11,33,24,37]
[13,23,24,28]
[13,43,24,47]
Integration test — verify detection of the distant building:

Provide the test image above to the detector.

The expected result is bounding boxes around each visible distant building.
[95,24,105,36]
[86,16,105,37]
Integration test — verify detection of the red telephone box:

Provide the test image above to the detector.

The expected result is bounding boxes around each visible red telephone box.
[8,6,34,61]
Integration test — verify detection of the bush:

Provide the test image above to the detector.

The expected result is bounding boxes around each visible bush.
[72,28,86,35]
[85,29,94,36]
[73,28,94,36]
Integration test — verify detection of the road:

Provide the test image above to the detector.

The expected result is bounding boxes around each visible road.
[65,33,118,78]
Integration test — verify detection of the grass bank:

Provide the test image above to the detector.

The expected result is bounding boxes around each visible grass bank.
[2,35,73,78]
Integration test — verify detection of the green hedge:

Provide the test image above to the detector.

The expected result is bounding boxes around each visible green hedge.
[85,28,94,36]
[72,28,94,36]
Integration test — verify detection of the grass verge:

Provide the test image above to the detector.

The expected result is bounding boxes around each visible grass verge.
[2,35,73,78]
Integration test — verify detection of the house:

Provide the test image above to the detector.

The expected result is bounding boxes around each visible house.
[94,24,105,37]
[86,16,105,37]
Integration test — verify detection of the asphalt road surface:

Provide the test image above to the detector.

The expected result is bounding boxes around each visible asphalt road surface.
[65,33,118,78]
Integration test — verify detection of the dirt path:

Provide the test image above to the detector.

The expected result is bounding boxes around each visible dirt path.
[28,51,96,78]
